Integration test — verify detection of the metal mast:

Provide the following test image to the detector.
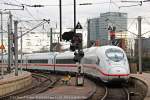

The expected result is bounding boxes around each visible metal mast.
[59,0,62,41]
[0,12,4,78]
[138,16,142,74]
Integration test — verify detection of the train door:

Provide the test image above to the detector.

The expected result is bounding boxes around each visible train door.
[48,54,57,72]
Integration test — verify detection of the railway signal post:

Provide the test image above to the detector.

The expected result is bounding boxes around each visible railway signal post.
[108,26,116,45]
[74,22,84,86]
[62,22,84,86]
[74,50,84,86]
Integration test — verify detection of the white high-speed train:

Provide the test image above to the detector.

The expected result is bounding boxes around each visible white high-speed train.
[4,45,130,82]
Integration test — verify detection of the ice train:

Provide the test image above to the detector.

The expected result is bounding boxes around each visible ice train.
[5,45,130,82]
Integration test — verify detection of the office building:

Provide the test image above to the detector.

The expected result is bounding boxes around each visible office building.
[87,12,127,46]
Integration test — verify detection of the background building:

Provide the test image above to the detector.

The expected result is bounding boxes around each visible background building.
[87,12,127,47]
[134,37,150,57]
[134,37,150,71]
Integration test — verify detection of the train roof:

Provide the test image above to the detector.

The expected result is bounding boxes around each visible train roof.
[97,45,124,52]
[56,51,74,59]
[22,52,59,59]
[2,45,125,60]
[83,45,125,55]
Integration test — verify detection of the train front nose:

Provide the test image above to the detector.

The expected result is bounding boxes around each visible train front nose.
[108,67,129,81]
[109,67,127,74]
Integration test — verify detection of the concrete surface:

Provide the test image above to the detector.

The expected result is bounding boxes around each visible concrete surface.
[0,71,32,96]
[130,73,150,100]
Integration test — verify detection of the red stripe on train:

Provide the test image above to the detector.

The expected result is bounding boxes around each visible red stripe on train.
[3,63,129,76]
[97,68,129,76]
[83,64,129,76]
[20,64,77,67]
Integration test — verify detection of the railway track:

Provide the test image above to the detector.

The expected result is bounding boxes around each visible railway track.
[102,84,130,100]
[1,72,60,100]
[88,79,130,100]
[17,73,60,95]
[0,71,132,100]
[89,84,107,100]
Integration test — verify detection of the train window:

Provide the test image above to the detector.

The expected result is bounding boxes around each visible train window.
[56,59,75,64]
[82,57,97,64]
[18,60,21,63]
[28,59,48,63]
[18,60,23,63]
[105,48,124,62]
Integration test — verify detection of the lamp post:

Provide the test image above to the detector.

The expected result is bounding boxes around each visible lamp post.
[138,16,142,74]
[59,0,62,41]
[73,1,86,86]
[20,27,23,73]
[50,28,53,52]
[14,20,18,76]
[74,0,76,34]
[0,12,4,79]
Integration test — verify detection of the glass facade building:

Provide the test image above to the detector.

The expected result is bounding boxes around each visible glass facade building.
[87,12,127,46]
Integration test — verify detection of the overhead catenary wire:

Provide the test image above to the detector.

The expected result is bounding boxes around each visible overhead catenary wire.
[119,4,142,8]
[12,12,51,32]
[1,1,148,20]
[143,17,150,26]
[119,0,150,8]
[1,1,150,37]
[108,0,112,13]
[17,19,50,39]
[9,10,50,37]
[13,16,51,37]
[111,1,120,9]
[24,7,38,21]
[105,16,138,36]
[1,1,122,7]
[139,18,150,36]
[127,19,136,30]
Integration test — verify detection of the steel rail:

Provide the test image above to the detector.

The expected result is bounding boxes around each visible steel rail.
[103,84,129,100]
[123,87,130,100]
[101,86,108,100]
[0,73,56,99]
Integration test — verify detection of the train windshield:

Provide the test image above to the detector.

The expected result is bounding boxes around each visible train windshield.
[105,48,124,62]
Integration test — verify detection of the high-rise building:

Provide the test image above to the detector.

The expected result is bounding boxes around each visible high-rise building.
[87,12,127,47]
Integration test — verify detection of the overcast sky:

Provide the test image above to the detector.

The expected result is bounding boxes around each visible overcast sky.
[1,0,150,37]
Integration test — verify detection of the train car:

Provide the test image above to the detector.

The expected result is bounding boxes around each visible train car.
[3,45,130,83]
[55,51,76,73]
[20,52,58,71]
[82,46,130,82]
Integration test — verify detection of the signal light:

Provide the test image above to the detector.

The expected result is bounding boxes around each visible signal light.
[62,31,82,51]
[73,56,79,62]
[109,26,116,45]
[74,52,78,56]
[109,26,116,40]
[108,26,116,41]
[79,50,84,58]
[71,33,82,50]
[62,31,74,41]
[73,50,84,62]
[112,26,116,32]
[110,32,115,40]
[70,44,76,51]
